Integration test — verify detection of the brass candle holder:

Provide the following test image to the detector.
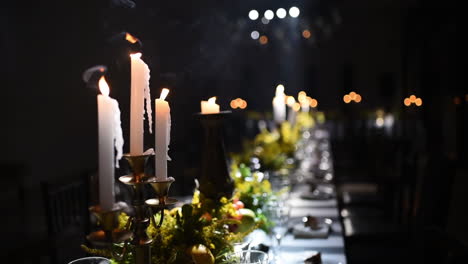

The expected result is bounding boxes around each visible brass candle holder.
[86,152,177,264]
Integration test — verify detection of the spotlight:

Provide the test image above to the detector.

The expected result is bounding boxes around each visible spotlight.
[276,8,287,19]
[289,7,300,18]
[250,31,260,40]
[249,10,259,20]
[264,10,274,20]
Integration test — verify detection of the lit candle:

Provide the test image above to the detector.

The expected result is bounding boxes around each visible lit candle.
[130,53,152,155]
[155,88,171,181]
[97,77,123,211]
[201,97,220,114]
[272,84,286,123]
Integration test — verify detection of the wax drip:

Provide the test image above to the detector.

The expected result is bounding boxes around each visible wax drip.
[143,62,153,134]
[112,100,124,168]
[166,105,171,161]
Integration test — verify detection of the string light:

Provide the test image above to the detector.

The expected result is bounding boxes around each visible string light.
[343,91,362,104]
[230,98,248,109]
[403,94,423,107]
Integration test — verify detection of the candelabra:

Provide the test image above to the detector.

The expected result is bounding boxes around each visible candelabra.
[86,153,177,264]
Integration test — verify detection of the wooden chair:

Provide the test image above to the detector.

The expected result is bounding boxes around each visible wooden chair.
[41,173,91,264]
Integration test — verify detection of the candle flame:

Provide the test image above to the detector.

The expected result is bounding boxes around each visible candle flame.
[160,88,169,100]
[125,33,138,44]
[130,52,142,59]
[208,97,217,104]
[98,76,110,97]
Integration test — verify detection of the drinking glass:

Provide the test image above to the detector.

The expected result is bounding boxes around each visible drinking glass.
[68,257,111,264]
[223,250,269,264]
[263,200,291,263]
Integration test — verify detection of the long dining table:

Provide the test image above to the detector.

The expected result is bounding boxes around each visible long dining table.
[247,182,347,264]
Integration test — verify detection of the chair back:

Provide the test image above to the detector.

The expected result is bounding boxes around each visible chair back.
[41,174,90,236]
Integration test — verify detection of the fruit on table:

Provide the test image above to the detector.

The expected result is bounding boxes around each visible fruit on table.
[189,244,215,264]
[236,208,256,233]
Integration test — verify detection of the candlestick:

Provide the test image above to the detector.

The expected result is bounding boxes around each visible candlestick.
[272,84,286,123]
[97,77,123,211]
[130,53,152,155]
[201,97,220,114]
[155,88,171,181]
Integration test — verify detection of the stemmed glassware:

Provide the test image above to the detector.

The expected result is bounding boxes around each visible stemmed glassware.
[67,257,111,264]
[223,250,269,264]
[263,199,291,263]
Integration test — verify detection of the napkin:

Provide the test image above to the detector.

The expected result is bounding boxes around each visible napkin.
[292,223,330,238]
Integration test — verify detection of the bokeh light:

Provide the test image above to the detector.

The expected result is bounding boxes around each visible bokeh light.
[264,10,274,20]
[292,102,301,112]
[249,10,259,20]
[276,8,287,19]
[259,35,268,45]
[289,7,300,18]
[343,95,351,104]
[310,98,318,108]
[302,30,311,39]
[287,96,296,106]
[250,31,260,40]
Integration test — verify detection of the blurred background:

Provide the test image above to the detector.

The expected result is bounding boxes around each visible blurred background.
[0,0,463,263]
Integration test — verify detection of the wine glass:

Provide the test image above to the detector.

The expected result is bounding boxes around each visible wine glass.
[68,257,111,264]
[223,250,269,264]
[263,200,291,263]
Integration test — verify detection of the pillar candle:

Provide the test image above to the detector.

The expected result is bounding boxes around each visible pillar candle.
[130,53,152,155]
[201,97,220,114]
[97,77,123,211]
[273,84,286,123]
[155,88,171,181]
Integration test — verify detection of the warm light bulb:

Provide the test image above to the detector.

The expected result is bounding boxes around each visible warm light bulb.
[355,94,362,103]
[349,91,357,100]
[230,100,238,109]
[409,95,416,102]
[160,88,169,100]
[287,96,296,106]
[302,30,311,39]
[293,102,301,112]
[98,76,110,97]
[404,98,411,106]
[239,99,247,109]
[343,94,351,103]
[310,99,318,108]
[259,35,268,45]
[415,98,422,106]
